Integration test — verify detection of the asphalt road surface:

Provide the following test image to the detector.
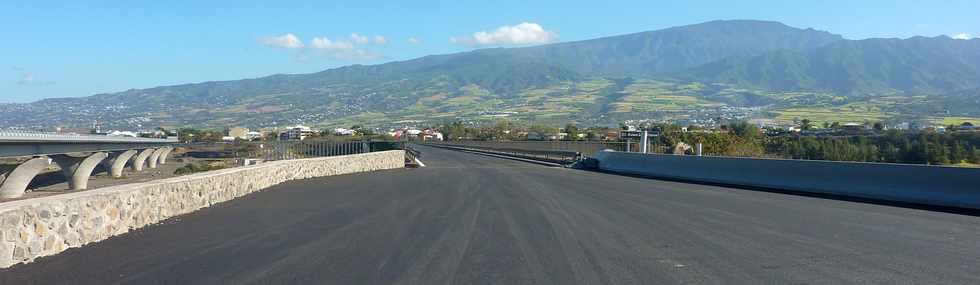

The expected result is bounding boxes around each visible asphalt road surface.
[2,145,979,284]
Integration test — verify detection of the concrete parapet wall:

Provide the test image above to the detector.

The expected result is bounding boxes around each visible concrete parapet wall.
[595,151,980,209]
[0,150,404,268]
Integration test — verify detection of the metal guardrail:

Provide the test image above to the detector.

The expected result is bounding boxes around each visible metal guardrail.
[430,141,612,157]
[427,142,582,165]
[427,140,690,157]
[0,130,176,143]
[430,141,633,158]
[404,144,422,162]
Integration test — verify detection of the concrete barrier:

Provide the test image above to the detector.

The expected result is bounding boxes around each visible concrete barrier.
[0,150,404,268]
[595,151,980,210]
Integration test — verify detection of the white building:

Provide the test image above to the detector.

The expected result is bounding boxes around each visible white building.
[333,128,357,136]
[245,131,263,140]
[106,130,138,138]
[280,125,315,140]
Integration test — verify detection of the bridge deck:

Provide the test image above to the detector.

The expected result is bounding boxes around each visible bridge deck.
[2,145,978,284]
[0,132,175,157]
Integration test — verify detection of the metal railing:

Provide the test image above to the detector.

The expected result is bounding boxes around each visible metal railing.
[437,141,608,157]
[427,142,583,165]
[237,141,369,161]
[426,140,697,163]
[235,140,411,161]
[430,140,646,158]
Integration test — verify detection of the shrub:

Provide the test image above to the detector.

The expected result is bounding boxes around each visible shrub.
[174,162,226,175]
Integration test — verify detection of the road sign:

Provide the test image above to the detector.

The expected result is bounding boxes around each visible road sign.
[619,131,658,139]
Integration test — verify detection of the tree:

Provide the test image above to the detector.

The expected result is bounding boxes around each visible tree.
[728,121,760,140]
[873,122,885,132]
[564,124,581,141]
[950,142,966,164]
[585,130,599,141]
[800,119,814,131]
[443,121,468,141]
[970,145,980,164]
[359,128,376,136]
[492,119,515,140]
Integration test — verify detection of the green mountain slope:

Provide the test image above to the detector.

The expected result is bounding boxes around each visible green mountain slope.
[688,36,980,95]
[519,20,843,75]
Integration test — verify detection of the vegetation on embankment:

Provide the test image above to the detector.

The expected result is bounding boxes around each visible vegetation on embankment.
[174,162,228,175]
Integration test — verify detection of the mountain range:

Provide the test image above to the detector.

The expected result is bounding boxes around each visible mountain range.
[2,20,979,130]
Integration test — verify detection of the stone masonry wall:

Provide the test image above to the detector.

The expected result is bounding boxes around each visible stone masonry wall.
[0,150,404,268]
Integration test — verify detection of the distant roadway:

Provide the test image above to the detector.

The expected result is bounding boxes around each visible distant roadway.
[2,145,979,284]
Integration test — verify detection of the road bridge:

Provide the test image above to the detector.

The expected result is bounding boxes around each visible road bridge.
[0,131,176,198]
[1,145,978,284]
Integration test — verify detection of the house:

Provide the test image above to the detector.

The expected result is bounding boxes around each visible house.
[280,125,315,140]
[959,122,975,131]
[389,129,404,139]
[106,130,139,138]
[229,127,250,140]
[139,130,169,138]
[526,132,545,141]
[841,123,865,133]
[604,132,619,141]
[246,131,263,140]
[923,126,947,133]
[333,128,356,136]
[546,133,566,141]
[421,129,444,141]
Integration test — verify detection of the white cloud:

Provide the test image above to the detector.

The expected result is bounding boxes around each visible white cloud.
[952,33,972,40]
[258,33,305,49]
[259,33,385,61]
[350,33,386,45]
[350,33,370,44]
[407,37,420,44]
[12,67,55,86]
[307,37,382,60]
[451,22,557,47]
[309,37,354,49]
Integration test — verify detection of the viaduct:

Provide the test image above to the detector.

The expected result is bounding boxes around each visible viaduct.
[0,131,177,199]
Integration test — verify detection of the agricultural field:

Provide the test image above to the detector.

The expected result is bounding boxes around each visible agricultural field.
[772,96,949,125]
[774,107,890,125]
[933,117,980,126]
[609,79,723,113]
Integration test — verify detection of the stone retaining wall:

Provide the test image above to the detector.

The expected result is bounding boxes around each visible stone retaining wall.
[0,150,404,268]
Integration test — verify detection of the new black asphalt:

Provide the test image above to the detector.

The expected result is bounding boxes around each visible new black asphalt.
[2,145,979,284]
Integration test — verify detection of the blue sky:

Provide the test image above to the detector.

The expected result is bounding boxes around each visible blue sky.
[2,0,979,103]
